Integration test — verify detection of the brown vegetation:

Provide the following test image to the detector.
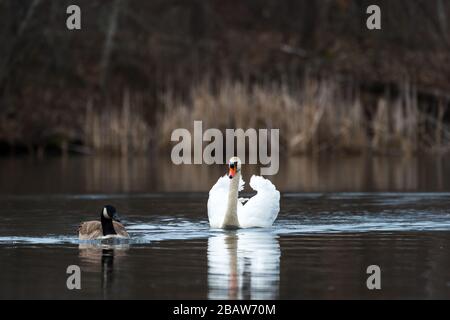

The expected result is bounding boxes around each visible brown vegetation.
[84,90,151,156]
[1,1,450,155]
[157,77,450,155]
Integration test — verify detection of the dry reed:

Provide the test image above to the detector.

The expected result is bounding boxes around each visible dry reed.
[84,90,151,155]
[156,77,450,155]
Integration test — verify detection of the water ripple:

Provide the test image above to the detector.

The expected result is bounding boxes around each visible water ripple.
[1,210,450,246]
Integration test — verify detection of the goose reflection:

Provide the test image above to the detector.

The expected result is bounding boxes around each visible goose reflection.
[207,230,280,299]
[78,243,129,298]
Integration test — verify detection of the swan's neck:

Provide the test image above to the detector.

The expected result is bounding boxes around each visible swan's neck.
[222,171,241,229]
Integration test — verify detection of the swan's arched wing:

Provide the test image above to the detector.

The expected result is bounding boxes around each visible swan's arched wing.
[238,175,280,228]
[208,175,245,228]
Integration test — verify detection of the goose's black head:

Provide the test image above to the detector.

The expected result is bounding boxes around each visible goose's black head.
[101,205,121,222]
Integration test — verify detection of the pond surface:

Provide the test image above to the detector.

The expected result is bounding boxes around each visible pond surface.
[1,154,450,194]
[1,188,450,299]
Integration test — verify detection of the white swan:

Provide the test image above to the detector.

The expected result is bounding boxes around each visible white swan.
[207,157,280,229]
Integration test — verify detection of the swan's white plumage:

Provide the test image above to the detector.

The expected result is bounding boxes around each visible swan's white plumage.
[207,174,280,228]
[207,175,244,228]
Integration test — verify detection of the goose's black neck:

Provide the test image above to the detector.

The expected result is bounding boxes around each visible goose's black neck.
[101,213,117,236]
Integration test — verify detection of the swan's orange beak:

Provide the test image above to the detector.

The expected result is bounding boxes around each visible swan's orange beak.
[228,166,236,179]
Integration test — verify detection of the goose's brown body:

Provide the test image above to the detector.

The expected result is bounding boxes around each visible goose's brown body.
[78,221,129,240]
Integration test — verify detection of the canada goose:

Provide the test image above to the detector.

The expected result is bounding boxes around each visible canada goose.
[78,205,129,240]
[207,157,280,229]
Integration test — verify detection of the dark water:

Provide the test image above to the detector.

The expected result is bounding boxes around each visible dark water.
[1,156,450,299]
[1,154,450,194]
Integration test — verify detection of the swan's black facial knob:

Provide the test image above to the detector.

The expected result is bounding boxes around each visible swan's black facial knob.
[228,163,237,179]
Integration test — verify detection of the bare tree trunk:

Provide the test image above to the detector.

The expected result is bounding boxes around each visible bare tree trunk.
[100,0,123,87]
[18,0,41,36]
[437,0,449,45]
[0,0,42,88]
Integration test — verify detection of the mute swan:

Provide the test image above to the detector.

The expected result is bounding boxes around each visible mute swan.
[78,205,129,240]
[208,157,280,229]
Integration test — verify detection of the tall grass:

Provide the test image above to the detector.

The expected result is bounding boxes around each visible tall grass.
[84,90,151,155]
[156,77,450,155]
[1,78,448,157]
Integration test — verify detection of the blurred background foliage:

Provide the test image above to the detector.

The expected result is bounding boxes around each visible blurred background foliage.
[1,0,450,156]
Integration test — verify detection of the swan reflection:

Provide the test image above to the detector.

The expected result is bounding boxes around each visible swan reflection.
[207,230,280,299]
